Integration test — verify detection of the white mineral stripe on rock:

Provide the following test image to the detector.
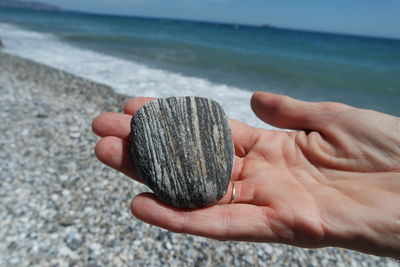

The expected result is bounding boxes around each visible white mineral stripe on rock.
[171,99,186,200]
[190,97,207,178]
[157,100,178,196]
[207,99,220,170]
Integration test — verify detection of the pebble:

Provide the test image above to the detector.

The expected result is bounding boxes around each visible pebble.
[131,96,234,209]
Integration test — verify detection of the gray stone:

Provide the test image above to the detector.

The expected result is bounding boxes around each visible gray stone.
[130,96,234,209]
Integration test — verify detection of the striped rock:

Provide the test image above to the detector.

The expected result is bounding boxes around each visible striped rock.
[130,96,234,209]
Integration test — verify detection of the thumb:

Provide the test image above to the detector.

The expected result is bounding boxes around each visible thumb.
[250,92,346,131]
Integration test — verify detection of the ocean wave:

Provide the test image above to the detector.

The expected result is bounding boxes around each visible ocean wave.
[0,22,271,129]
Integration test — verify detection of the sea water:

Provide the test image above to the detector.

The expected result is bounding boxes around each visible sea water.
[0,8,399,127]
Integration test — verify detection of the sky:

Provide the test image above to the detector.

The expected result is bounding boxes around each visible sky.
[38,0,400,39]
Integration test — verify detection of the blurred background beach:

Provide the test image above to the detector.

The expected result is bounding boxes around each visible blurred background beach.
[0,1,399,266]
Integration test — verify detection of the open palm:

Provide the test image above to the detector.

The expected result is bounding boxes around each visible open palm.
[92,92,400,257]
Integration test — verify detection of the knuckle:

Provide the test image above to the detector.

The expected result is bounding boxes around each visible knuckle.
[269,95,291,118]
[276,95,291,107]
[123,98,137,114]
[318,102,349,113]
[179,211,189,234]
[220,206,233,240]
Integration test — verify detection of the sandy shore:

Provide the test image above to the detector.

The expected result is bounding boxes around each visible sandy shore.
[0,51,395,266]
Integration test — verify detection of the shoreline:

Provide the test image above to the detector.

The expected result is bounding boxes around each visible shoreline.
[0,51,395,266]
[0,50,128,111]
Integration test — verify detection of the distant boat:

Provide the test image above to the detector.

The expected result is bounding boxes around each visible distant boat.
[261,24,274,29]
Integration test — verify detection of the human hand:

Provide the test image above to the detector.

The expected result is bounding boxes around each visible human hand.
[92,92,400,258]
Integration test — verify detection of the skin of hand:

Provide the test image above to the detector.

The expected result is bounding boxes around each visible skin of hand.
[92,92,400,258]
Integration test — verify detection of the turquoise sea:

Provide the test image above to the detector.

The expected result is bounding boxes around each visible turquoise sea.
[1,7,399,117]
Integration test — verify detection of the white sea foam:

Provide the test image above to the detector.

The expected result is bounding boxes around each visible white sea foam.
[0,22,273,129]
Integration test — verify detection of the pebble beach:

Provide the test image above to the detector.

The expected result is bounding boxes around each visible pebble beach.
[0,51,397,266]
